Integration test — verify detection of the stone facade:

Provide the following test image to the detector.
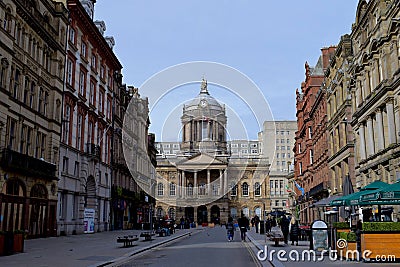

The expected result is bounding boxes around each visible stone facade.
[294,47,336,225]
[57,0,122,235]
[155,80,270,224]
[350,0,400,190]
[0,0,68,238]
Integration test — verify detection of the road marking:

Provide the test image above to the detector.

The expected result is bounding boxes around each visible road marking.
[244,240,263,267]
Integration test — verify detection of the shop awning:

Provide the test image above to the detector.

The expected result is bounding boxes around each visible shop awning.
[313,195,341,207]
[329,180,389,206]
[359,182,400,205]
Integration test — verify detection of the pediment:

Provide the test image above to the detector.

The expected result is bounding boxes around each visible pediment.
[176,152,228,169]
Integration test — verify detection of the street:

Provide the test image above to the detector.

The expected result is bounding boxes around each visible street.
[117,227,264,267]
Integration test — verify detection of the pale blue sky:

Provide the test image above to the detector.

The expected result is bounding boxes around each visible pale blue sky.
[94,0,359,140]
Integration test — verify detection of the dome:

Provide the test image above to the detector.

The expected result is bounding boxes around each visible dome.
[183,79,225,115]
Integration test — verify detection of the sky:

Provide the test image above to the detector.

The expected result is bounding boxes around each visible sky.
[94,0,359,141]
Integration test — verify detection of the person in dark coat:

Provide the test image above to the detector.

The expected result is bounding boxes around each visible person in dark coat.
[254,215,260,233]
[238,215,250,241]
[289,217,300,245]
[280,215,290,244]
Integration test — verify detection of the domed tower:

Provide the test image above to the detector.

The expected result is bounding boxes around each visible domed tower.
[181,78,227,154]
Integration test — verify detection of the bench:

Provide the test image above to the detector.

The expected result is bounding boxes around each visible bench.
[117,235,139,247]
[267,226,285,246]
[140,231,155,241]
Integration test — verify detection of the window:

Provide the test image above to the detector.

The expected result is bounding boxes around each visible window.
[79,71,86,96]
[29,82,35,108]
[283,200,287,207]
[280,180,284,188]
[23,77,29,104]
[81,41,87,58]
[106,98,111,119]
[100,65,105,80]
[63,105,71,144]
[187,183,193,196]
[105,173,109,186]
[19,125,26,153]
[8,119,16,149]
[169,183,176,196]
[299,162,303,175]
[287,139,290,143]
[0,60,8,88]
[89,81,95,105]
[275,200,279,206]
[13,69,20,99]
[270,180,274,189]
[308,126,312,139]
[287,146,290,150]
[26,127,32,155]
[212,184,219,196]
[230,183,237,196]
[40,134,46,158]
[242,182,249,196]
[254,182,261,196]
[281,139,285,143]
[298,144,301,153]
[157,183,164,196]
[310,149,314,164]
[44,92,48,116]
[199,183,206,195]
[74,161,79,176]
[241,144,248,148]
[68,27,76,44]
[91,55,97,69]
[282,153,286,158]
[99,90,104,114]
[88,121,93,143]
[62,157,69,173]
[66,58,73,86]
[76,114,83,150]
[168,208,175,220]
[38,88,43,113]
[276,153,280,158]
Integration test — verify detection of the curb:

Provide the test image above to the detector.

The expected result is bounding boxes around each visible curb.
[93,231,194,267]
[246,233,277,267]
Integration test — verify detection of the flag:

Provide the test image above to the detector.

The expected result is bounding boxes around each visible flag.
[294,181,305,196]
[285,185,292,193]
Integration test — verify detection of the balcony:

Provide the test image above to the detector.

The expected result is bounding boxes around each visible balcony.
[85,143,100,160]
[1,148,57,180]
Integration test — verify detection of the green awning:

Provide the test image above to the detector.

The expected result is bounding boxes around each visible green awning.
[329,180,389,206]
[359,182,400,205]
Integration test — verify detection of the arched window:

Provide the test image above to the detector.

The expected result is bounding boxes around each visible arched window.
[30,184,48,198]
[212,184,219,196]
[230,183,237,196]
[5,179,25,196]
[169,182,176,196]
[199,183,206,195]
[242,182,249,196]
[156,207,164,218]
[157,183,164,196]
[187,183,193,196]
[242,207,249,217]
[255,207,261,217]
[168,208,175,220]
[254,182,261,196]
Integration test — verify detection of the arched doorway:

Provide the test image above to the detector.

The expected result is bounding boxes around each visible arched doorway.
[185,207,194,223]
[197,205,208,224]
[29,184,49,238]
[1,178,26,233]
[210,205,220,224]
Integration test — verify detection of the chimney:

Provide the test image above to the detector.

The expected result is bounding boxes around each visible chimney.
[94,20,106,35]
[321,46,337,70]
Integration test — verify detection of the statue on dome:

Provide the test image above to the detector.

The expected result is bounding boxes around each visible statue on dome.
[200,77,208,93]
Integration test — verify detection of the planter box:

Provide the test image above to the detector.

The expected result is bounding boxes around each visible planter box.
[337,241,357,260]
[13,233,24,253]
[0,235,4,256]
[362,233,400,261]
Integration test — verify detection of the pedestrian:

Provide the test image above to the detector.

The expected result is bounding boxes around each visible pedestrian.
[280,215,290,244]
[238,214,250,241]
[289,217,299,245]
[180,216,185,229]
[254,214,260,233]
[226,217,235,241]
[251,217,255,227]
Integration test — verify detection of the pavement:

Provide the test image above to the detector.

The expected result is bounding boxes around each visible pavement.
[0,228,195,267]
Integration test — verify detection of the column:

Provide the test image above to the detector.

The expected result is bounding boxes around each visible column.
[395,109,400,143]
[386,101,396,145]
[207,121,210,140]
[194,171,198,196]
[219,169,223,196]
[182,171,186,198]
[224,169,228,197]
[367,116,375,156]
[178,171,181,198]
[207,170,211,195]
[359,124,367,160]
[376,109,385,151]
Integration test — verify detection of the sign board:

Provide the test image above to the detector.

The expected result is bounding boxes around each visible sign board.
[311,220,328,252]
[84,208,95,234]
